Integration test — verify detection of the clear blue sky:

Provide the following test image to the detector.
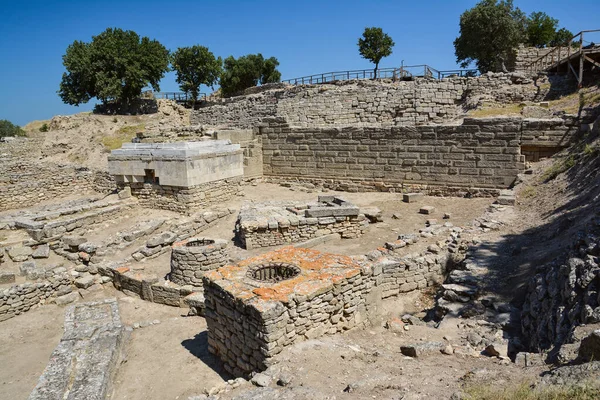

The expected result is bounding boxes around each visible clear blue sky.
[0,0,598,126]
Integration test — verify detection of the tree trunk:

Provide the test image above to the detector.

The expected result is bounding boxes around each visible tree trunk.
[373,62,379,80]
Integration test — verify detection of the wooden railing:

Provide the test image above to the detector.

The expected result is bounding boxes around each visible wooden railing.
[525,29,600,74]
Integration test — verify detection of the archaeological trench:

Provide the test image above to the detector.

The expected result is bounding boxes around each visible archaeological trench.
[2,50,600,399]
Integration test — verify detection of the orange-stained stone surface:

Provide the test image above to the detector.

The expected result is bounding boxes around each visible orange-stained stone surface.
[204,246,362,304]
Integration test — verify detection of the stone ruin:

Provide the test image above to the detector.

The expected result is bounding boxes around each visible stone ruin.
[202,247,377,377]
[236,196,368,249]
[107,141,244,213]
[170,237,228,289]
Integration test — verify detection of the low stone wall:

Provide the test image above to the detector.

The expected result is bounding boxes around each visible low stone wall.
[521,218,600,351]
[0,272,72,322]
[122,176,243,213]
[203,234,465,377]
[236,198,367,249]
[191,74,549,129]
[0,160,115,211]
[170,238,228,288]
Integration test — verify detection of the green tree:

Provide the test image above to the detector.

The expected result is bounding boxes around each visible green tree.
[220,54,281,97]
[171,45,222,107]
[454,0,526,73]
[0,119,25,137]
[550,27,574,47]
[525,12,559,48]
[357,27,395,78]
[59,28,170,108]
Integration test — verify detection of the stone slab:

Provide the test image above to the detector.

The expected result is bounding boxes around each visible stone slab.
[403,193,424,203]
[28,298,126,400]
[419,206,436,215]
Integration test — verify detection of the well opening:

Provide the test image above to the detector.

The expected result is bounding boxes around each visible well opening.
[247,262,301,283]
[186,238,215,247]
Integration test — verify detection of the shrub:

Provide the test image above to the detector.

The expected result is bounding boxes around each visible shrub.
[39,123,49,132]
[0,119,25,137]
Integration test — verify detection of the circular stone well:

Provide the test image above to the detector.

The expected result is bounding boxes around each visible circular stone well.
[170,237,228,287]
[246,262,301,283]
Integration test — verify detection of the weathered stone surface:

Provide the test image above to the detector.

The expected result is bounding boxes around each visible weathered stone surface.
[75,275,95,289]
[0,272,16,284]
[400,342,444,358]
[63,236,87,248]
[54,292,80,306]
[8,246,33,262]
[578,330,600,363]
[28,298,126,400]
[146,231,177,248]
[403,193,424,203]
[419,206,435,215]
[32,244,50,259]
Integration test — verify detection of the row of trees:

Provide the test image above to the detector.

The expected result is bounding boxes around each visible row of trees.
[0,120,25,137]
[454,0,574,73]
[59,28,282,108]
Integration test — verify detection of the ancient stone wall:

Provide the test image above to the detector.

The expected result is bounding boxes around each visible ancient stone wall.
[521,218,600,352]
[259,117,530,192]
[203,236,464,377]
[191,75,549,129]
[170,238,228,288]
[0,160,115,211]
[514,45,571,73]
[0,272,72,322]
[122,177,242,213]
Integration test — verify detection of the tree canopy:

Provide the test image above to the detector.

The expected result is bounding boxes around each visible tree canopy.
[59,28,170,107]
[454,1,574,72]
[219,54,281,97]
[0,120,25,137]
[171,45,222,104]
[357,27,395,77]
[525,12,559,48]
[454,0,526,73]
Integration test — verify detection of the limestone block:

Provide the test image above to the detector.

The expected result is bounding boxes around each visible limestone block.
[32,245,50,259]
[403,193,424,203]
[8,246,33,262]
[419,206,435,215]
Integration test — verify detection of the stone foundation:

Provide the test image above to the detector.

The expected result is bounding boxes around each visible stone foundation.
[236,197,367,249]
[122,176,242,213]
[203,239,464,377]
[170,237,228,288]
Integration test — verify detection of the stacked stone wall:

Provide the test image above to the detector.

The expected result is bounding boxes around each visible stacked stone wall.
[122,177,242,213]
[239,215,366,249]
[514,46,571,73]
[0,273,72,322]
[204,235,464,377]
[0,160,115,211]
[170,239,228,288]
[191,75,550,129]
[521,217,600,352]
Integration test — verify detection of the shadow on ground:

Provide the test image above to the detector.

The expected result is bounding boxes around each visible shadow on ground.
[181,330,232,380]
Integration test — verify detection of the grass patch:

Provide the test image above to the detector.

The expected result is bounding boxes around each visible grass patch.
[469,104,524,117]
[584,144,600,157]
[540,154,576,182]
[101,124,144,151]
[463,381,600,400]
[520,185,537,199]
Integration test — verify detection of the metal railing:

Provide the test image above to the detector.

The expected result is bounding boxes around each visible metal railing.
[525,29,600,74]
[281,64,478,85]
[154,92,207,102]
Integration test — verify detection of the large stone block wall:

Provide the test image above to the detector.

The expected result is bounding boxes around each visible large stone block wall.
[121,176,242,213]
[191,75,549,129]
[259,117,530,192]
